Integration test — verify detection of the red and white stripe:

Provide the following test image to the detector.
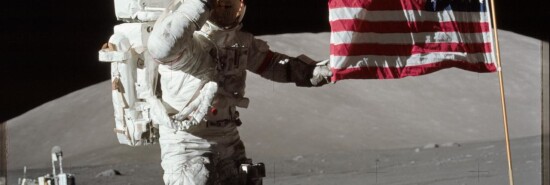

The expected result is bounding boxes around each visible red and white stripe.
[328,0,497,82]
[329,8,490,23]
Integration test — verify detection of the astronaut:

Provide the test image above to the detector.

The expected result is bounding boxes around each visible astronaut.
[147,0,332,184]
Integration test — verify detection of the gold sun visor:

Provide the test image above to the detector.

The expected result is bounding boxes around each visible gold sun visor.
[209,0,246,29]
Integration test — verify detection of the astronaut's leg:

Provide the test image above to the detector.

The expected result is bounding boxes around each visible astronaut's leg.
[159,125,213,185]
[159,121,256,185]
[199,122,248,184]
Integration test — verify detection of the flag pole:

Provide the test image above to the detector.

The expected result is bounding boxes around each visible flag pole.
[488,0,514,184]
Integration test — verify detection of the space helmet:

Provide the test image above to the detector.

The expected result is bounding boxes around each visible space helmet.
[209,0,246,29]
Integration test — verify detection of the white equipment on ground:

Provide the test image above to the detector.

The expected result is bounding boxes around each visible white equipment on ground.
[40,146,75,185]
[49,146,75,185]
[99,0,175,146]
[18,146,75,185]
[17,167,36,185]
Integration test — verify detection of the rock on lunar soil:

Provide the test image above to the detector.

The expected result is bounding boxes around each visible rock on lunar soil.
[441,142,461,147]
[95,169,122,178]
[423,143,439,149]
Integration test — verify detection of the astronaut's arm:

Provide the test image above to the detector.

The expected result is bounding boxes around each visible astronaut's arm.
[247,39,332,87]
[148,0,212,63]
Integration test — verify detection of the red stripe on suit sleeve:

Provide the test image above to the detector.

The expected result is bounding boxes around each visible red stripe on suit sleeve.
[256,50,274,74]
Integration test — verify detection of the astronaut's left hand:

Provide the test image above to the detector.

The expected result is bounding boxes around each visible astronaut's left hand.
[310,59,332,86]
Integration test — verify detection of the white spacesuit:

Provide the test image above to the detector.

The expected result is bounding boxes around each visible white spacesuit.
[147,0,332,184]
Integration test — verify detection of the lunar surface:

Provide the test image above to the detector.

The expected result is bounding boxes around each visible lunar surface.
[5,30,542,184]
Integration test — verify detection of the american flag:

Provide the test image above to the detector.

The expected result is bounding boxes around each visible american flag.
[328,0,497,82]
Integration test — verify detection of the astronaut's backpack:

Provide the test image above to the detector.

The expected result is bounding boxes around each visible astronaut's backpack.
[97,0,186,146]
[112,0,171,22]
[98,0,221,146]
[98,22,160,146]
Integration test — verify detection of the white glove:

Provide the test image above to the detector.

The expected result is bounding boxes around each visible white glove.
[310,59,332,86]
[171,81,218,130]
[146,82,217,131]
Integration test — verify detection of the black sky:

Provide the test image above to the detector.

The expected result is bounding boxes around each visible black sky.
[1,0,548,122]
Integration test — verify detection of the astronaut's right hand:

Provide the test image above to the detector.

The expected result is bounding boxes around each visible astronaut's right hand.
[145,96,200,131]
[169,118,193,131]
[169,114,201,131]
[168,81,217,131]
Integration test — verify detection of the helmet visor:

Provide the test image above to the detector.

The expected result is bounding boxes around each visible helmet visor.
[210,0,244,28]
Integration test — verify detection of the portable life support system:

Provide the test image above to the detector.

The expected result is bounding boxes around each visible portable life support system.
[98,0,172,146]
